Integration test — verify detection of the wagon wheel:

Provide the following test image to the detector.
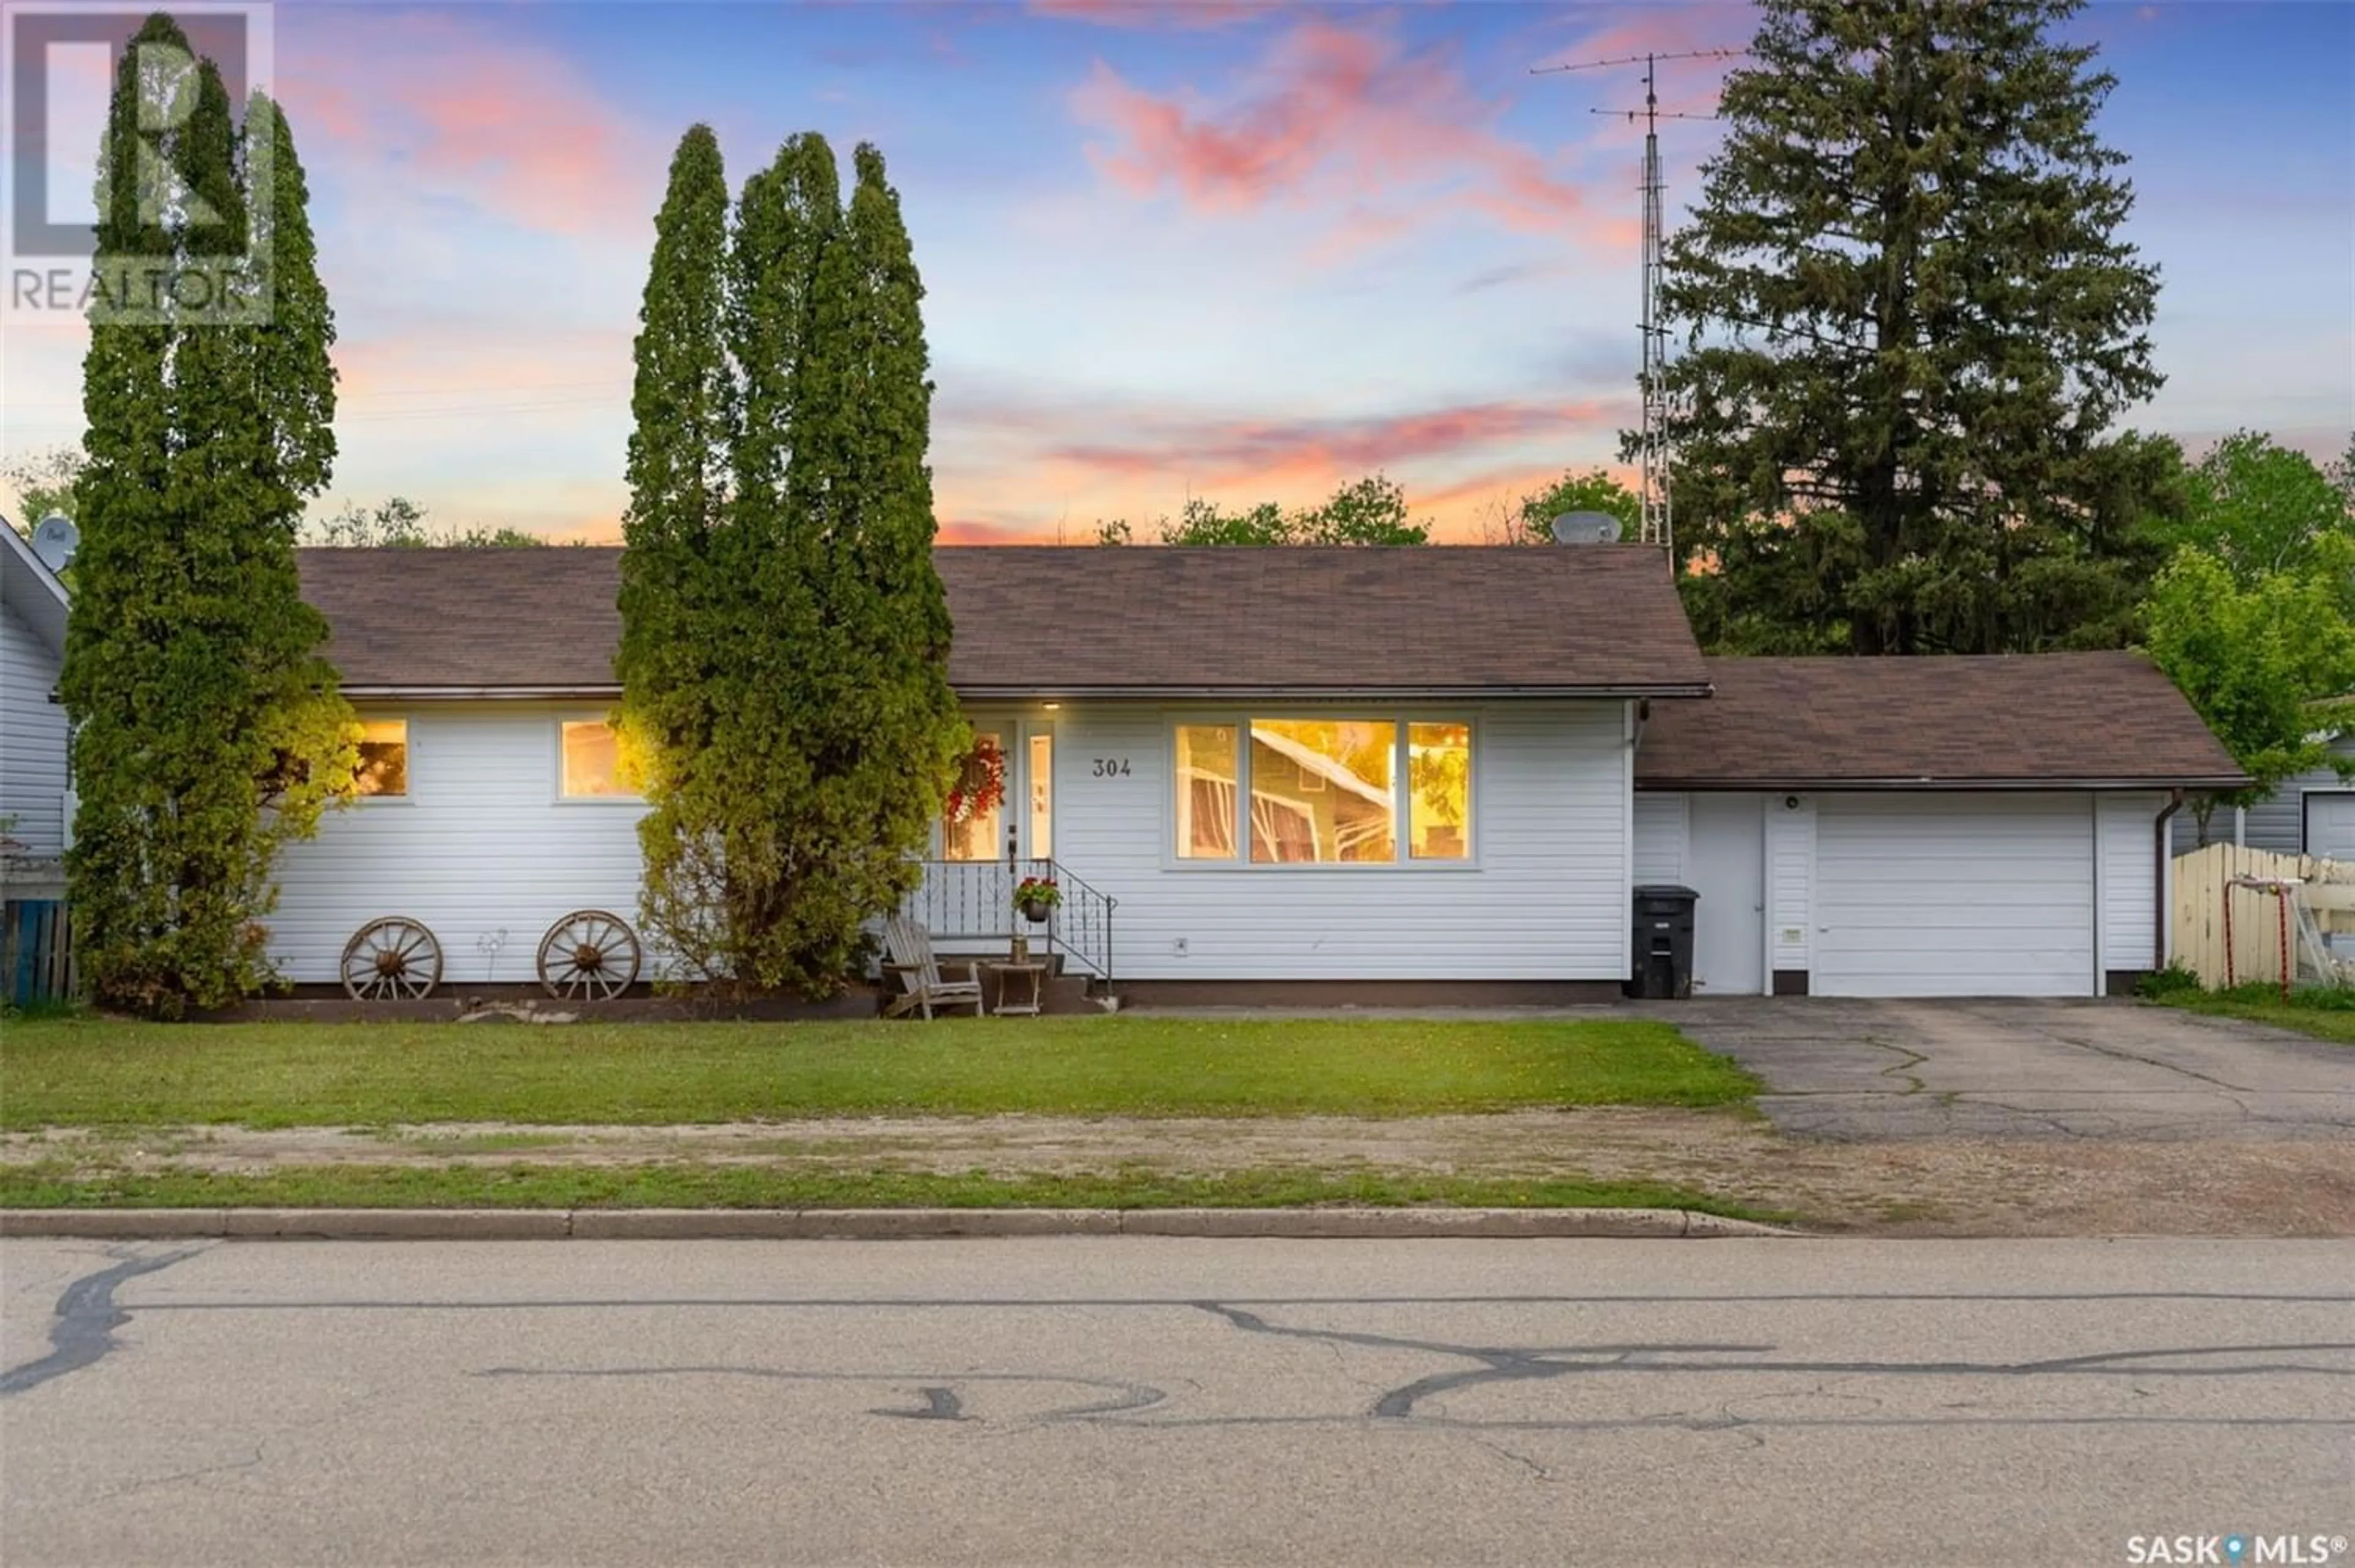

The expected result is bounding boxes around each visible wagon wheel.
[340,917,443,1001]
[537,909,641,1001]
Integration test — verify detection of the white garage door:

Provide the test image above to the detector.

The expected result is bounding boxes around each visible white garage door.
[1815,795,2095,998]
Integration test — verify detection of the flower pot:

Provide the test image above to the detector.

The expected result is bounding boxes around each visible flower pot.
[1019,899,1054,925]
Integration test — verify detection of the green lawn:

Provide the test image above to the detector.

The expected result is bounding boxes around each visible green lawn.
[0,1160,1778,1221]
[2154,987,2355,1044]
[0,1014,1756,1129]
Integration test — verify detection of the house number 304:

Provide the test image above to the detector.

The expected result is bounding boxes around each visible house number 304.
[1091,758,1132,778]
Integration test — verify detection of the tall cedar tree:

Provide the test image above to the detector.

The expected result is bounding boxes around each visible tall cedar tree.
[621,131,960,992]
[1656,0,2170,654]
[615,125,741,975]
[700,132,839,990]
[63,21,353,1015]
[779,142,962,988]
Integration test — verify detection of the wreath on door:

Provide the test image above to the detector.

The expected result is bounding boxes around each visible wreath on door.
[944,737,1006,824]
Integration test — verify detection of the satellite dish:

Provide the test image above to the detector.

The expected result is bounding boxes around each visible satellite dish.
[30,514,78,573]
[1549,510,1622,545]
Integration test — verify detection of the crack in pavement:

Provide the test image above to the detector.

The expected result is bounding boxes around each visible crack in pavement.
[0,1246,204,1398]
[1189,1302,2355,1430]
[1191,1302,1771,1421]
[1864,1035,1932,1096]
[872,1386,965,1421]
[477,1364,1168,1421]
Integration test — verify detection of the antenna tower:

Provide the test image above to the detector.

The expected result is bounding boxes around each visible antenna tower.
[1531,47,1744,556]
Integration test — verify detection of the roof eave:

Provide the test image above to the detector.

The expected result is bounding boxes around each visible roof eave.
[340,684,622,702]
[347,680,1716,705]
[0,522,70,657]
[953,682,1714,701]
[1635,774,2256,792]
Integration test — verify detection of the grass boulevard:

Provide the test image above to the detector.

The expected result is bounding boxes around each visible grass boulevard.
[0,1015,1753,1127]
[4,1008,2347,1236]
[0,1014,1782,1219]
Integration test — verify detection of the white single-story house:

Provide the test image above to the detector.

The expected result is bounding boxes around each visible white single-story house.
[262,545,2248,1003]
[0,522,71,860]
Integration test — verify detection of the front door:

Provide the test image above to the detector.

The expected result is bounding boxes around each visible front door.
[943,718,1055,863]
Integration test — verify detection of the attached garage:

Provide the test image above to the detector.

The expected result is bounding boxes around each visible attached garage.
[1812,794,2093,997]
[1636,654,2251,999]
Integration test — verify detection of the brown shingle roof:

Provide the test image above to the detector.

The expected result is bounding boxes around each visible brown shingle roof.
[299,547,618,692]
[296,544,1712,697]
[1636,654,2248,790]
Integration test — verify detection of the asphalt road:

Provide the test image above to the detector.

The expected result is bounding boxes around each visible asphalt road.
[3,1237,2349,1567]
[1652,997,2355,1140]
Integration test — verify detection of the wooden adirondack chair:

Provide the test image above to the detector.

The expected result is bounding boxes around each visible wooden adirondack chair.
[881,914,986,1020]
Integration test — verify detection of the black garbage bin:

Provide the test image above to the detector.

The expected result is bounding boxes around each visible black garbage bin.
[1628,884,1699,999]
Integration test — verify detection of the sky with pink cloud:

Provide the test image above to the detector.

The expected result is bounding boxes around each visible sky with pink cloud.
[2,0,2349,543]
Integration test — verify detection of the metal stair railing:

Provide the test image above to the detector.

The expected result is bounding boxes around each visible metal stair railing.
[901,857,1116,992]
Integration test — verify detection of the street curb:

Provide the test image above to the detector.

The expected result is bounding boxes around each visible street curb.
[0,1207,1794,1241]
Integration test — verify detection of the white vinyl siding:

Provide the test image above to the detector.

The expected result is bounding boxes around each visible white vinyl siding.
[0,602,69,857]
[269,706,648,984]
[2096,792,2165,977]
[1633,792,1687,885]
[269,698,1632,987]
[1764,794,1815,973]
[1061,700,1633,981]
[1813,794,2096,998]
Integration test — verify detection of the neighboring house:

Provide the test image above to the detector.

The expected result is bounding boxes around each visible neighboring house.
[272,545,2248,1002]
[2169,732,2355,861]
[0,522,71,859]
[1633,656,2245,998]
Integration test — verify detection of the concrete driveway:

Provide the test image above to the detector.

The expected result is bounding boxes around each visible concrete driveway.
[1650,997,2355,1141]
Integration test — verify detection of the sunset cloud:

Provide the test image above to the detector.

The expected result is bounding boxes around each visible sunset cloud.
[275,9,666,238]
[926,378,1639,543]
[1041,397,1625,488]
[1031,0,1277,31]
[1072,15,1630,250]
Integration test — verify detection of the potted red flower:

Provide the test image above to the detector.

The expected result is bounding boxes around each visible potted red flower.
[1014,875,1061,924]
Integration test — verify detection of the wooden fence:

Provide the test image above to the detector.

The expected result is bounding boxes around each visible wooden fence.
[2171,842,2355,989]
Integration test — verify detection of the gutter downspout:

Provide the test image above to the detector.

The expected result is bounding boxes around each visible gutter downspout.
[2154,789,2185,971]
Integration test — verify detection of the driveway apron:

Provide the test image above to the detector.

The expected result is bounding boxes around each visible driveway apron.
[1646,997,2355,1141]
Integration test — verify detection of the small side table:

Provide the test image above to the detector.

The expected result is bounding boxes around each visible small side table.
[989,960,1046,1017]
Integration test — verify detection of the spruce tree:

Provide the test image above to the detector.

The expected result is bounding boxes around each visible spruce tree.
[63,19,353,1015]
[1656,0,2169,654]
